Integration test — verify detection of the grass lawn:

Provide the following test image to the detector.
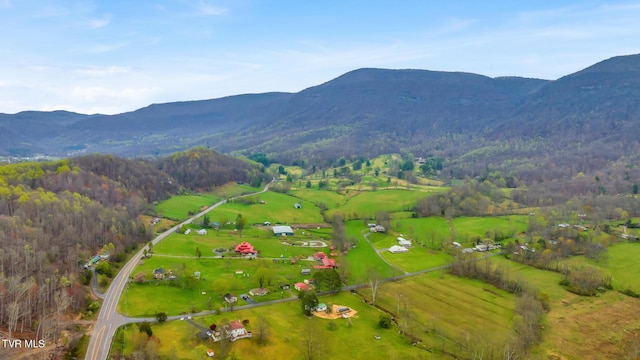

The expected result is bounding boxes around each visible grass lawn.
[119,292,426,360]
[344,221,403,283]
[380,247,453,273]
[122,256,314,316]
[152,226,331,259]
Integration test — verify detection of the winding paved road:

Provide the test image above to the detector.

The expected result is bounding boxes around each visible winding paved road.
[85,180,274,360]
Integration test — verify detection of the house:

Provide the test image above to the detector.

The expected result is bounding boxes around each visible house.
[207,349,215,357]
[294,203,302,209]
[279,283,290,290]
[370,225,386,233]
[264,221,271,226]
[315,303,327,312]
[194,271,201,280]
[184,229,191,235]
[197,229,208,235]
[314,252,327,260]
[452,242,462,248]
[388,245,408,253]
[235,242,256,255]
[223,293,238,304]
[301,268,311,275]
[153,268,165,279]
[462,248,474,254]
[294,282,310,291]
[225,320,252,341]
[249,288,270,296]
[315,257,337,269]
[367,223,377,228]
[273,225,294,236]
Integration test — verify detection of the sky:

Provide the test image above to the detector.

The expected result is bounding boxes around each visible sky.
[1,1,639,115]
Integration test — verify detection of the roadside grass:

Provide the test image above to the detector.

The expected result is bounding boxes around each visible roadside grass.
[362,272,516,358]
[129,292,425,360]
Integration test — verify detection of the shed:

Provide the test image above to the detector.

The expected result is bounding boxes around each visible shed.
[294,203,302,209]
[197,229,208,235]
[315,303,327,312]
[273,225,294,236]
[388,245,408,253]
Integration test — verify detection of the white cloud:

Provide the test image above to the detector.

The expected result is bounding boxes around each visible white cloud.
[88,16,110,29]
[86,42,126,53]
[75,66,131,77]
[192,0,228,16]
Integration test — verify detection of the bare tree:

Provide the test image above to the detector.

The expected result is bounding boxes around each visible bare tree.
[367,268,382,306]
[301,323,326,360]
[255,317,270,345]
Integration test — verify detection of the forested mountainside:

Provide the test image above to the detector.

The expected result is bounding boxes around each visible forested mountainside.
[0,148,266,344]
[2,54,640,185]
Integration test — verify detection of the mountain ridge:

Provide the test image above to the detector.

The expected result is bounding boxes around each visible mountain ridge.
[2,53,639,183]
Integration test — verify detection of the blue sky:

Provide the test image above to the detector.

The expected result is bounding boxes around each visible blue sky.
[1,0,639,114]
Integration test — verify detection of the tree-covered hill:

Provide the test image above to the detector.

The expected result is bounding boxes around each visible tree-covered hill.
[0,148,267,344]
[2,53,640,185]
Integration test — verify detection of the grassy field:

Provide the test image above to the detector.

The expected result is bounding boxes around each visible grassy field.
[155,183,262,221]
[204,191,324,225]
[324,189,425,220]
[361,272,516,358]
[121,255,311,317]
[119,292,427,360]
[156,194,219,221]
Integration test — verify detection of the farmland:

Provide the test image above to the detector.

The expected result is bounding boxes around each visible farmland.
[112,162,640,360]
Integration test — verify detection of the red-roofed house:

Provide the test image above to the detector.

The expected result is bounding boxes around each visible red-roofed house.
[314,257,337,269]
[294,282,310,291]
[314,252,327,260]
[235,242,256,255]
[225,320,252,341]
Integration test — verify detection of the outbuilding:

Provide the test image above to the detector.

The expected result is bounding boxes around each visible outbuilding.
[272,225,294,236]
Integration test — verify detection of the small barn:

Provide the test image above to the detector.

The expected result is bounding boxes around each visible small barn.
[388,245,408,253]
[273,225,294,236]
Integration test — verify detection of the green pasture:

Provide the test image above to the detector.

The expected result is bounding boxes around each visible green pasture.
[325,189,423,220]
[607,242,640,292]
[392,217,451,246]
[490,257,568,302]
[156,194,218,221]
[380,247,453,273]
[452,215,527,239]
[205,191,324,225]
[365,272,516,358]
[554,242,640,293]
[119,291,425,360]
[121,256,315,316]
[288,189,347,209]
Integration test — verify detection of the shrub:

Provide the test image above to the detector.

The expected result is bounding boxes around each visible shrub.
[378,314,393,329]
